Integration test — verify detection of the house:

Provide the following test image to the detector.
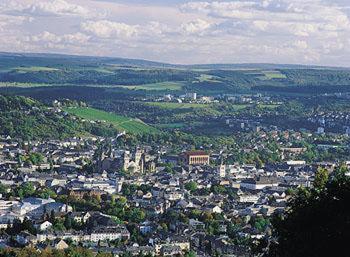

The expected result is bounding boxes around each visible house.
[139,221,153,234]
[160,245,182,256]
[36,221,53,231]
[203,204,223,214]
[189,219,205,231]
[52,239,69,250]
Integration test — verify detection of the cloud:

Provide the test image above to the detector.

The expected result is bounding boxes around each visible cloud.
[0,0,349,66]
[1,0,93,18]
[181,19,213,35]
[24,0,90,16]
[81,20,139,38]
[30,31,90,45]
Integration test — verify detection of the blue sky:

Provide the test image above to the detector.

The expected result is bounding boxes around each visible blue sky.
[0,0,349,66]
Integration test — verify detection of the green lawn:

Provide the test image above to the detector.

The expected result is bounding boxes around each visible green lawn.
[64,107,158,134]
[119,81,184,91]
[145,101,208,109]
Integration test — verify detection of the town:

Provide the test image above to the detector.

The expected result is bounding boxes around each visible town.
[0,130,349,256]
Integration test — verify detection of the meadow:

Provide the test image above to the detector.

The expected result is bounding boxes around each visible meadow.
[119,81,184,91]
[64,107,158,134]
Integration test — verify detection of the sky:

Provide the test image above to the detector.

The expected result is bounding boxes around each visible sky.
[0,0,350,66]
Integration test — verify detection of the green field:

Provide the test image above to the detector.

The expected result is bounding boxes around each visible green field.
[145,101,208,109]
[197,74,221,82]
[261,70,287,79]
[64,107,158,134]
[155,123,186,129]
[14,66,60,72]
[119,81,184,91]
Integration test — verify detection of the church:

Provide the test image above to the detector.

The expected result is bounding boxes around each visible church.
[99,148,156,174]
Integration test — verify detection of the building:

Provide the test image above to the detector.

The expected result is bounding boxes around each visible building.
[240,176,279,190]
[218,164,226,178]
[185,92,197,100]
[317,127,325,134]
[180,151,210,165]
[90,225,130,242]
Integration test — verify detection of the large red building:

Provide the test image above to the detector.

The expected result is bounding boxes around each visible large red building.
[180,151,210,165]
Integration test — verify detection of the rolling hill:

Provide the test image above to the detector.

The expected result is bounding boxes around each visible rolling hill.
[64,107,158,135]
[0,52,350,94]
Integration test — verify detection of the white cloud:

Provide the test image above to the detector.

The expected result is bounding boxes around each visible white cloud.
[181,19,213,35]
[30,31,90,45]
[0,0,349,66]
[23,0,90,17]
[81,20,138,38]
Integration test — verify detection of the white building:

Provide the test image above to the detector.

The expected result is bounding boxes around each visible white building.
[240,177,279,190]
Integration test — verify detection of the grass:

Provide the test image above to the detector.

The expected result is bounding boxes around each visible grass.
[14,66,59,72]
[261,70,287,79]
[119,81,184,91]
[64,107,158,134]
[155,123,186,129]
[145,102,208,109]
[197,74,221,82]
[0,82,54,88]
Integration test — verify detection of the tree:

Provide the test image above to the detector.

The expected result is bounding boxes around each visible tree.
[262,167,350,257]
[16,182,35,199]
[64,216,73,230]
[38,188,57,199]
[313,167,329,190]
[0,182,8,195]
[185,181,198,192]
[184,251,197,257]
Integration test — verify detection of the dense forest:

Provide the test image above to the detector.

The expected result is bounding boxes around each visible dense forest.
[0,68,196,85]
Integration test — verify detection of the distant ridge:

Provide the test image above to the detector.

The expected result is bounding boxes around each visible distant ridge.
[0,51,349,70]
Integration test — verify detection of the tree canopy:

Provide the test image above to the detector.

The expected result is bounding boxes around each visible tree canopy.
[262,166,350,257]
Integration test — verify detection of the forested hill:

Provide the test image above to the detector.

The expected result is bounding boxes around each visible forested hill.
[0,95,121,140]
[0,52,350,94]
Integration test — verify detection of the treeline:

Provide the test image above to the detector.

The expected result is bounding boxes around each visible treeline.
[282,69,350,86]
[0,68,195,85]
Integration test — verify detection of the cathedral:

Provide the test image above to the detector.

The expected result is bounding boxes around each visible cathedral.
[98,148,155,174]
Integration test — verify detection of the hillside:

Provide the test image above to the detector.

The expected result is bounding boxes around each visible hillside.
[0,95,121,140]
[64,107,158,135]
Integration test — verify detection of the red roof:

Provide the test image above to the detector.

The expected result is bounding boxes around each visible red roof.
[184,151,209,156]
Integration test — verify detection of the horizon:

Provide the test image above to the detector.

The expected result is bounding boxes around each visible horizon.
[1,51,350,69]
[0,0,349,67]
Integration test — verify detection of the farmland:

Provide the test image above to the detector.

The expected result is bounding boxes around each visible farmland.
[64,107,158,134]
[119,81,184,91]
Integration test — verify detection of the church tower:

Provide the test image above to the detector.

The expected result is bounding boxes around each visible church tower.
[123,151,130,171]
